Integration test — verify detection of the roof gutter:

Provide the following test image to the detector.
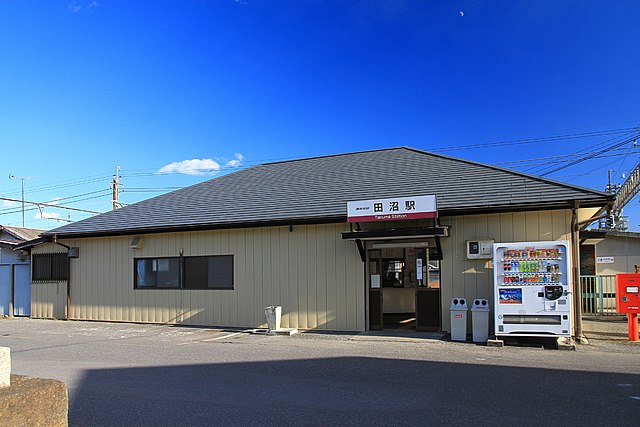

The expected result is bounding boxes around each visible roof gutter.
[45,198,612,240]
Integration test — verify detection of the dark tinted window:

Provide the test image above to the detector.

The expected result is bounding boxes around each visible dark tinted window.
[32,253,68,281]
[184,255,233,289]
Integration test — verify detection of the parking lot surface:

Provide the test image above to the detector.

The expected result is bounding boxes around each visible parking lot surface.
[1,318,639,426]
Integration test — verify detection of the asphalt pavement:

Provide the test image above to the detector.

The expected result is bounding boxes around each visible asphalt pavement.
[1,318,639,426]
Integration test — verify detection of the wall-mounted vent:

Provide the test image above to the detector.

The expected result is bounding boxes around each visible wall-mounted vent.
[130,237,144,250]
[68,247,80,258]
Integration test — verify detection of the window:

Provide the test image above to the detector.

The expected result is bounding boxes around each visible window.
[134,258,180,289]
[32,253,69,281]
[184,255,234,289]
[134,255,233,290]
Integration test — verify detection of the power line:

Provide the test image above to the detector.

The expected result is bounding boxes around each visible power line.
[0,188,111,214]
[0,196,103,217]
[492,147,638,168]
[423,127,638,153]
[0,173,113,198]
[538,134,639,177]
[524,129,639,175]
[123,187,184,192]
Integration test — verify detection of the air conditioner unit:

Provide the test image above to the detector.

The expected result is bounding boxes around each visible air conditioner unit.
[466,239,494,259]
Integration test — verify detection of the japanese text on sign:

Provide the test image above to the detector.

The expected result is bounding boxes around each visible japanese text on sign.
[347,195,437,223]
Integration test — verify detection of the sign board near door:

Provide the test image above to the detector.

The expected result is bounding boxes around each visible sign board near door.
[347,195,437,222]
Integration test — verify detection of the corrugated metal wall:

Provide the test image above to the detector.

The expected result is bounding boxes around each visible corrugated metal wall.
[592,234,640,275]
[32,224,365,330]
[30,244,67,319]
[438,209,579,332]
[30,208,597,332]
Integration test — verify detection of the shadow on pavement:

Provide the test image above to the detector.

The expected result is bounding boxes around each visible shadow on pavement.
[70,357,639,426]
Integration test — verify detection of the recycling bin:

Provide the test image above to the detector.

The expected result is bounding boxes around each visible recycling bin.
[450,298,468,341]
[264,305,282,331]
[471,299,490,343]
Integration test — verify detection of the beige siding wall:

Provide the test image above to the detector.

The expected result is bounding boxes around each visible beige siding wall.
[30,208,590,332]
[31,243,68,319]
[439,209,574,332]
[595,235,640,275]
[43,224,365,331]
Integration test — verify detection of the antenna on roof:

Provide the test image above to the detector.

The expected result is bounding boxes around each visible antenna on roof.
[8,174,41,227]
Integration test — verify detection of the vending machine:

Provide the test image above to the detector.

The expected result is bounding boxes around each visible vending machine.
[493,241,572,337]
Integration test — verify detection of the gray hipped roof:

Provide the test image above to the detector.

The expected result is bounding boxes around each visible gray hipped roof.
[0,225,44,244]
[47,147,612,238]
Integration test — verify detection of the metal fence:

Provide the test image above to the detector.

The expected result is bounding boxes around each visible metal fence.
[580,275,617,315]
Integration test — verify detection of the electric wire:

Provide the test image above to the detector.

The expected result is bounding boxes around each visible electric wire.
[423,127,638,153]
[0,188,111,214]
[1,124,639,226]
[0,193,108,217]
[537,134,639,176]
[492,147,638,168]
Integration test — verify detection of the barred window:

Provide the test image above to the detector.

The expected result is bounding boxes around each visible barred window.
[32,253,69,281]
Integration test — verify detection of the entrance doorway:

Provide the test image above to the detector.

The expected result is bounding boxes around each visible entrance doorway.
[367,243,441,331]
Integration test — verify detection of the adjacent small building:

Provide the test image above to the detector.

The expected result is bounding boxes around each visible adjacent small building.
[579,229,640,315]
[581,230,640,275]
[21,148,612,334]
[0,225,43,316]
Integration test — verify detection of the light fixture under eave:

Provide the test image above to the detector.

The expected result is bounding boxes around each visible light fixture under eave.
[370,241,430,249]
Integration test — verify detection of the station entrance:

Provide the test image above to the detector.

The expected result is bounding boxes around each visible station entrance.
[367,240,441,331]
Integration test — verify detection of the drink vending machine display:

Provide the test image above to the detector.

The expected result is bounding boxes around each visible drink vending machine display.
[493,241,572,337]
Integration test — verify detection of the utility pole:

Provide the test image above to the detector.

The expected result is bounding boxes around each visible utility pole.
[8,174,32,227]
[112,166,121,210]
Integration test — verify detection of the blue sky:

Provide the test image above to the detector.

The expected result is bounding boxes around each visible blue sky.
[0,1,639,230]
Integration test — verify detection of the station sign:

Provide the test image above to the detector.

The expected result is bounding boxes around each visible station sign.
[347,194,437,223]
[596,256,615,264]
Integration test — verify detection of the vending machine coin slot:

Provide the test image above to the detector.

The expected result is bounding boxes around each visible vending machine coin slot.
[544,285,563,301]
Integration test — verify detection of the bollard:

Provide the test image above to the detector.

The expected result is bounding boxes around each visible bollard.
[0,347,10,388]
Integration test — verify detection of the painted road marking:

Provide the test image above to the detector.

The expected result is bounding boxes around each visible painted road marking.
[199,331,246,342]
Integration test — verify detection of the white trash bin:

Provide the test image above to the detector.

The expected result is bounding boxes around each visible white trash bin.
[450,298,468,342]
[264,305,282,331]
[471,299,490,343]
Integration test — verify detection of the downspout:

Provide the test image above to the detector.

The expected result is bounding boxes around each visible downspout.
[52,234,71,321]
[570,204,584,343]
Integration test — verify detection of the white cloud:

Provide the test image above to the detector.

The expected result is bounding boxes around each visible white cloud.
[225,153,245,168]
[157,159,222,176]
[69,1,98,13]
[35,211,62,220]
[68,1,82,13]
[1,200,20,208]
[49,197,63,205]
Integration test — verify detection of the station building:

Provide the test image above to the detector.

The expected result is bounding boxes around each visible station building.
[21,148,612,333]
